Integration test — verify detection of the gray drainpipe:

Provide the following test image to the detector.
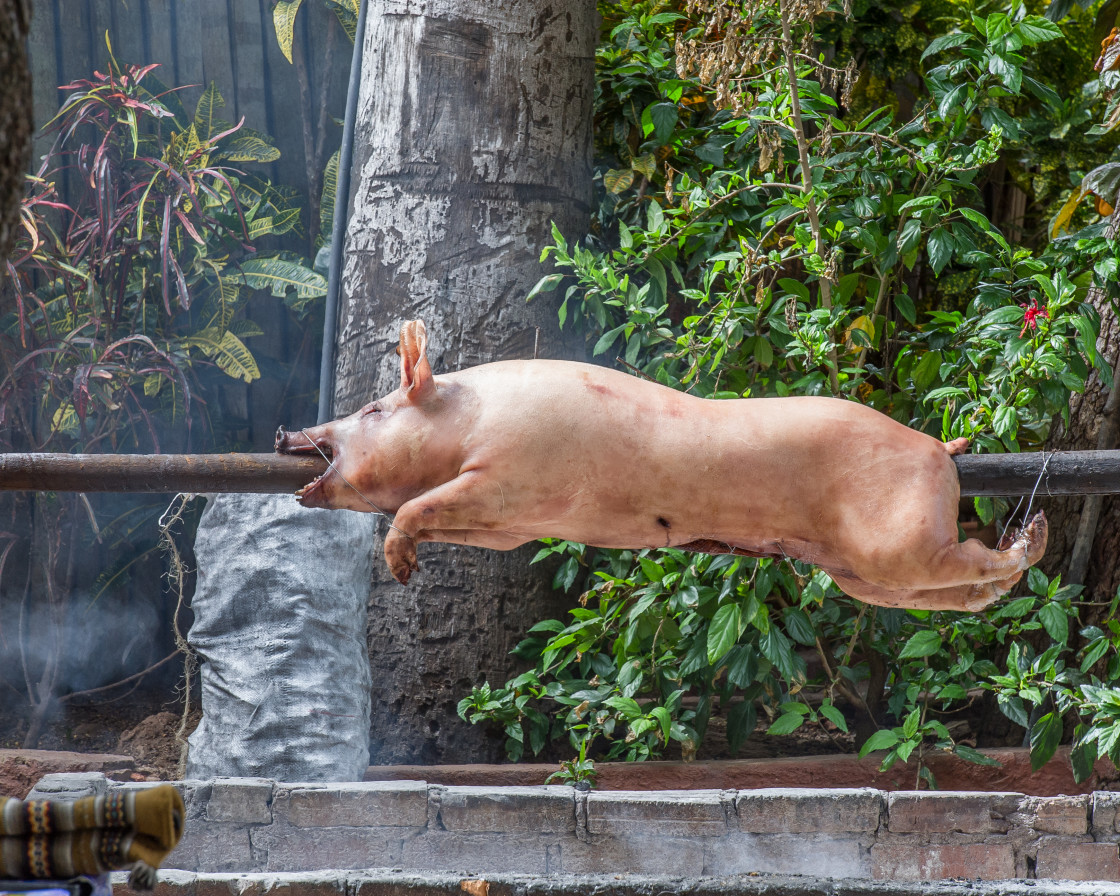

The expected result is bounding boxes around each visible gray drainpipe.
[317,0,368,425]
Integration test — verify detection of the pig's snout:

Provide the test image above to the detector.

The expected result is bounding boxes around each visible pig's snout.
[276,425,337,507]
[275,425,332,459]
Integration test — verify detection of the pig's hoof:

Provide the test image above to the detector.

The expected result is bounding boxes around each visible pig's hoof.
[996,511,1048,566]
[385,530,419,585]
[390,556,420,585]
[1012,511,1048,569]
[962,581,1005,612]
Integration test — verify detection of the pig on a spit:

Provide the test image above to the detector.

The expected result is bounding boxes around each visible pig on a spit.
[276,320,1047,611]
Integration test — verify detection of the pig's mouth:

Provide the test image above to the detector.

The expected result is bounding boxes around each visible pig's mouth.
[275,426,336,504]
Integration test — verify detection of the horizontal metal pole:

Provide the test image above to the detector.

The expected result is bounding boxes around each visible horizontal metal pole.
[0,449,1117,498]
[954,450,1120,498]
[0,452,329,494]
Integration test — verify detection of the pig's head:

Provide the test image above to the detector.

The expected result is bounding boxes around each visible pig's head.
[276,320,449,513]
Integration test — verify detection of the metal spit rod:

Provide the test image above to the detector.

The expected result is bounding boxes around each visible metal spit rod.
[0,449,1119,498]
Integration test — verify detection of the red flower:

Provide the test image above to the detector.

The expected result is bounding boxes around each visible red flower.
[1020,298,1049,337]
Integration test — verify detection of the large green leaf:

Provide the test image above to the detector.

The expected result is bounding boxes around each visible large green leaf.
[273,0,305,64]
[194,83,225,140]
[325,0,358,42]
[646,102,678,144]
[899,629,942,659]
[760,626,801,680]
[321,149,340,240]
[767,711,805,736]
[51,402,79,437]
[223,130,281,163]
[206,275,241,330]
[1070,726,1097,783]
[246,208,301,240]
[818,701,848,734]
[858,728,900,757]
[726,700,756,754]
[1016,16,1063,46]
[229,319,265,339]
[921,31,971,60]
[240,256,328,300]
[188,328,260,383]
[1029,711,1062,771]
[1038,603,1069,644]
[952,744,1001,767]
[707,603,742,665]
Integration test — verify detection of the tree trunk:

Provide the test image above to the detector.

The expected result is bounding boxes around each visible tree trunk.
[333,0,595,763]
[1041,223,1120,607]
[0,0,31,260]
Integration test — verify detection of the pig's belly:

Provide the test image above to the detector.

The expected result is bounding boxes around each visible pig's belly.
[492,516,855,579]
[500,485,850,571]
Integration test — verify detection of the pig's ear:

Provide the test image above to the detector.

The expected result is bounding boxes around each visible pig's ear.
[398,319,434,401]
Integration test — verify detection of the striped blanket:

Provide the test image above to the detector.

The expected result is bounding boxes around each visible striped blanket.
[0,786,183,891]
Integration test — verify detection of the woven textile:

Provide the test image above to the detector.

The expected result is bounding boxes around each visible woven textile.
[0,786,183,889]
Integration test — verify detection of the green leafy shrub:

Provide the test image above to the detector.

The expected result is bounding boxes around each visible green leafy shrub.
[461,0,1120,782]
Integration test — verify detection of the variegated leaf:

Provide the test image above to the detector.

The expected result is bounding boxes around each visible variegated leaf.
[273,0,305,64]
[194,84,225,140]
[239,256,327,299]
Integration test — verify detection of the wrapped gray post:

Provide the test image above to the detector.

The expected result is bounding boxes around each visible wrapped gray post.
[186,493,376,781]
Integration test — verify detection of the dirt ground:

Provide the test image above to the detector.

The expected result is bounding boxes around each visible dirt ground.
[0,691,859,787]
[0,678,1021,794]
[1,697,198,782]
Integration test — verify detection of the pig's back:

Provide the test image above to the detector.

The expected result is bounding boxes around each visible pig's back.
[439,359,951,551]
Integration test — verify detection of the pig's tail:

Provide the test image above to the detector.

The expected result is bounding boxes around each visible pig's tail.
[299,429,415,540]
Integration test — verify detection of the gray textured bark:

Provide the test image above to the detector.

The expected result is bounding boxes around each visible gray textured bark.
[1041,200,1120,607]
[0,0,31,261]
[334,0,595,763]
[1042,286,1120,605]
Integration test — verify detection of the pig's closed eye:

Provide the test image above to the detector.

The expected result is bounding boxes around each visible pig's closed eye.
[360,403,382,417]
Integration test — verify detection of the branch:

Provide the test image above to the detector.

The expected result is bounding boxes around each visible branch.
[58,650,180,702]
[778,0,840,396]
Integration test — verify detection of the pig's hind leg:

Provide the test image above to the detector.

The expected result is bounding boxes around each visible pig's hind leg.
[921,511,1047,590]
[828,573,1007,612]
[833,511,1047,612]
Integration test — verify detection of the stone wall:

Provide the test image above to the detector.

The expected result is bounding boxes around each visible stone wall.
[28,774,1120,884]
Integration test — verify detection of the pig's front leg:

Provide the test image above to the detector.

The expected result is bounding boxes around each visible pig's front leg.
[384,471,511,584]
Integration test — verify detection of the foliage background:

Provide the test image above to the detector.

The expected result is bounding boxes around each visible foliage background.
[0,39,329,748]
[461,0,1120,786]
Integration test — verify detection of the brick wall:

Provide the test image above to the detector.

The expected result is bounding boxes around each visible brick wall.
[27,774,1120,884]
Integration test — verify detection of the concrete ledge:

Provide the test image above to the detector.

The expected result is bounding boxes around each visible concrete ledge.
[273,781,428,828]
[1018,794,1090,835]
[585,790,727,837]
[207,778,274,824]
[113,868,1120,896]
[438,786,575,834]
[871,841,1018,881]
[704,833,870,878]
[736,788,882,834]
[27,775,1120,884]
[1036,839,1120,881]
[885,791,1021,834]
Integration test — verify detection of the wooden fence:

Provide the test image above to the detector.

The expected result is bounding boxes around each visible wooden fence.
[27,0,348,204]
[24,0,350,443]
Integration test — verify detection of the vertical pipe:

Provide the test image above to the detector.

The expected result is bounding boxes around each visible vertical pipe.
[316,0,367,425]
